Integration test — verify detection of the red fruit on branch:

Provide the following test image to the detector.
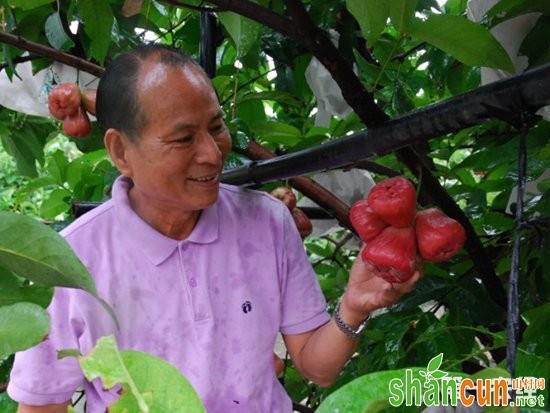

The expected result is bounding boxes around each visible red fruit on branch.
[361,226,417,283]
[48,83,81,120]
[271,186,297,210]
[80,89,97,116]
[62,106,92,138]
[415,208,466,262]
[367,176,417,228]
[349,199,388,241]
[292,207,313,239]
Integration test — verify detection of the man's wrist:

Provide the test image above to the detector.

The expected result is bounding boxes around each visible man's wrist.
[333,299,370,339]
[339,294,371,328]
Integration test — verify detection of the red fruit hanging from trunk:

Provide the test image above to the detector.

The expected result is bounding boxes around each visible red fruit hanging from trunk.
[292,207,313,239]
[367,176,417,228]
[48,83,81,120]
[270,187,297,210]
[349,199,388,241]
[415,208,466,262]
[361,226,417,283]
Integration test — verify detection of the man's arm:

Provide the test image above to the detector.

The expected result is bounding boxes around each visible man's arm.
[17,401,70,413]
[284,252,421,387]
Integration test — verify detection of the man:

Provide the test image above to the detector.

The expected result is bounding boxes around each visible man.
[8,44,420,412]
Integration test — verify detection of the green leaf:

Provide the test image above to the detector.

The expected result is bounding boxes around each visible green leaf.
[7,0,54,10]
[409,14,515,72]
[78,0,114,64]
[45,12,75,51]
[39,187,72,219]
[238,90,302,108]
[346,0,389,45]
[0,211,97,294]
[0,302,50,360]
[0,267,53,308]
[78,335,206,413]
[251,121,302,146]
[0,122,48,177]
[218,12,261,58]
[0,392,17,413]
[389,0,418,34]
[317,367,466,412]
[471,366,510,381]
[521,303,550,357]
[46,150,69,184]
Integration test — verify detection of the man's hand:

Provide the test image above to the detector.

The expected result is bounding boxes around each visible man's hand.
[340,246,422,327]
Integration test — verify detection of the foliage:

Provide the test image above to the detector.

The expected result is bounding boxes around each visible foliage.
[0,0,549,411]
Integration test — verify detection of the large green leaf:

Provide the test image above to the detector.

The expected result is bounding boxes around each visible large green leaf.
[7,0,54,10]
[390,0,418,34]
[487,0,550,27]
[218,12,261,58]
[78,0,114,65]
[39,187,72,219]
[0,302,50,360]
[0,121,49,178]
[409,14,515,72]
[521,303,550,357]
[346,0,389,45]
[0,267,53,308]
[251,121,302,146]
[45,12,75,51]
[317,367,467,413]
[77,335,205,413]
[0,211,96,294]
[0,392,17,413]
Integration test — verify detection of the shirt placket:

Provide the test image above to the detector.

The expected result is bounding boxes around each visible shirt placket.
[178,242,211,322]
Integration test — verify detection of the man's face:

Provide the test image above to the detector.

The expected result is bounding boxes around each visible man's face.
[122,60,232,215]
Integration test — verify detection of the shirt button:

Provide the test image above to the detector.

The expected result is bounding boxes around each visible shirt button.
[181,243,188,251]
[189,278,197,288]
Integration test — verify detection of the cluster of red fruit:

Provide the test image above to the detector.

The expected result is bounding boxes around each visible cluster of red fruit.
[350,176,466,283]
[270,187,313,239]
[48,83,96,138]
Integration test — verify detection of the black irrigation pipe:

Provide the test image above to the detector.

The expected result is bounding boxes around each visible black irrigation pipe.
[221,63,550,186]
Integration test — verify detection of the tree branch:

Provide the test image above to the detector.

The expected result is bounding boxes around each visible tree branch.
[0,31,104,77]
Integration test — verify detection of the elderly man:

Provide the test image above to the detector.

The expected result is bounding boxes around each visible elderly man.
[8,44,420,413]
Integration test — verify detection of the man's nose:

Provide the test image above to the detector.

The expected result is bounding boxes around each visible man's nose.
[195,132,222,163]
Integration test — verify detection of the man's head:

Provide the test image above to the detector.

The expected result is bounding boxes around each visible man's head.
[100,44,232,235]
[96,43,205,141]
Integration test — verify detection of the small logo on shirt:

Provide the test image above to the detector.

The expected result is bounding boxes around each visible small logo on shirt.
[241,301,252,314]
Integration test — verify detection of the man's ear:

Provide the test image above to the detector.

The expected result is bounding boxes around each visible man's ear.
[104,128,134,177]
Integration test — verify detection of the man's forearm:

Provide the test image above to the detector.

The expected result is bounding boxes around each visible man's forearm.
[285,299,369,387]
[297,318,361,386]
[17,401,69,413]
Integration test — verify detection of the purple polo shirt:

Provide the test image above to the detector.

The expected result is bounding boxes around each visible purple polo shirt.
[8,176,330,412]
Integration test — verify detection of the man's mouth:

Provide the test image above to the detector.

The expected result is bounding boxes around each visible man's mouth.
[188,173,219,183]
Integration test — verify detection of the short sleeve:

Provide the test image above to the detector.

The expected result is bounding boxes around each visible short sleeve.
[7,287,85,405]
[279,207,330,335]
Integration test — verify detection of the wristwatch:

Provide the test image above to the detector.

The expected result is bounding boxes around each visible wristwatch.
[333,299,369,340]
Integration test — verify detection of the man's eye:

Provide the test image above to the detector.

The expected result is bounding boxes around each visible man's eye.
[210,124,225,134]
[175,136,192,143]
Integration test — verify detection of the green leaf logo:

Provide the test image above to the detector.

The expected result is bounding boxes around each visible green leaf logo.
[419,353,448,383]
